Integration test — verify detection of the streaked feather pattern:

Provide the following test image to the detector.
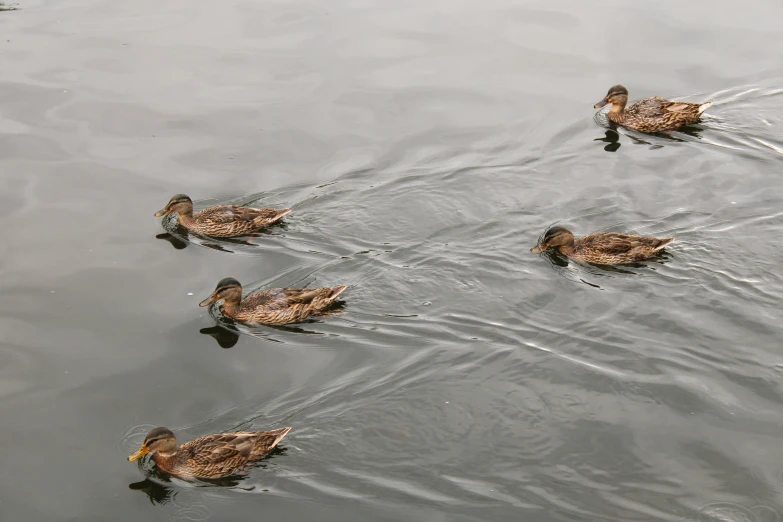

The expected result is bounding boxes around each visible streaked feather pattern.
[201,278,348,326]
[155,194,290,238]
[610,97,709,132]
[532,226,674,265]
[181,205,291,237]
[595,85,711,133]
[568,232,674,264]
[230,286,348,325]
[152,428,291,479]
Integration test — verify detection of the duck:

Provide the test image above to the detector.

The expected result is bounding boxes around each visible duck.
[594,85,712,133]
[155,194,291,238]
[199,277,348,325]
[127,426,291,479]
[531,226,674,265]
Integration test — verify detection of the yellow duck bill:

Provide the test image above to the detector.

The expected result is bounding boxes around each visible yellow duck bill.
[127,445,150,462]
[530,244,547,253]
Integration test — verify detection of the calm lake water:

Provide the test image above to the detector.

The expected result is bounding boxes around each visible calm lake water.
[2,0,783,521]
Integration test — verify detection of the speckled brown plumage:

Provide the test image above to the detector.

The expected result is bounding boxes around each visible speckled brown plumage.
[200,277,348,325]
[594,85,712,133]
[127,426,291,479]
[531,226,674,265]
[155,194,291,238]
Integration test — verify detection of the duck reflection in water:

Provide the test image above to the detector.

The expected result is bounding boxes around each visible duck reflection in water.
[155,229,258,253]
[128,478,176,506]
[593,126,673,151]
[594,124,704,152]
[199,318,340,348]
[155,232,188,250]
[594,129,622,152]
[199,325,240,349]
[200,311,341,347]
[128,471,257,504]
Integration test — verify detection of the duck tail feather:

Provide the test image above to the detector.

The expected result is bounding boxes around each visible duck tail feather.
[328,285,348,301]
[274,208,292,220]
[654,237,675,251]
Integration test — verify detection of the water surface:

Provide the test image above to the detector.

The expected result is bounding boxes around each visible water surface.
[2,1,783,521]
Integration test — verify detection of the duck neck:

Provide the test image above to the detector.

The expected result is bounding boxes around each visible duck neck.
[176,209,195,226]
[221,296,242,317]
[555,239,577,256]
[556,244,575,256]
[152,451,179,472]
[608,98,627,122]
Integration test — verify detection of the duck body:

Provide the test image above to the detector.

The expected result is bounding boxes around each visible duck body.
[155,194,290,238]
[531,226,674,265]
[180,205,291,238]
[200,277,347,325]
[128,426,291,479]
[595,85,711,133]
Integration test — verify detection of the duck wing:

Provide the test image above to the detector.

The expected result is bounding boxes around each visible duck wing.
[179,432,258,477]
[242,287,345,310]
[577,232,671,254]
[180,429,291,476]
[240,288,305,310]
[628,97,704,120]
[626,97,668,117]
[195,205,284,224]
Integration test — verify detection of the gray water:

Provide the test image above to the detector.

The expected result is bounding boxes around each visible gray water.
[2,1,783,521]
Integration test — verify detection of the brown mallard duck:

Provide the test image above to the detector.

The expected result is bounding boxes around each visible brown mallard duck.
[531,226,674,265]
[155,194,291,238]
[199,277,347,325]
[594,85,712,133]
[127,426,291,479]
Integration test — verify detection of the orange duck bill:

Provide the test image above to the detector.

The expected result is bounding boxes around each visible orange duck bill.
[199,292,219,307]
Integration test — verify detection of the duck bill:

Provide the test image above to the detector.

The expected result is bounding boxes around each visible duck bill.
[127,445,150,462]
[154,208,170,217]
[199,293,218,307]
[530,244,547,253]
[594,98,609,109]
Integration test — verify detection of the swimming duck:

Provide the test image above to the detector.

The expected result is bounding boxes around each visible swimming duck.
[199,277,348,325]
[594,85,712,133]
[531,226,674,265]
[127,426,291,479]
[155,194,291,238]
